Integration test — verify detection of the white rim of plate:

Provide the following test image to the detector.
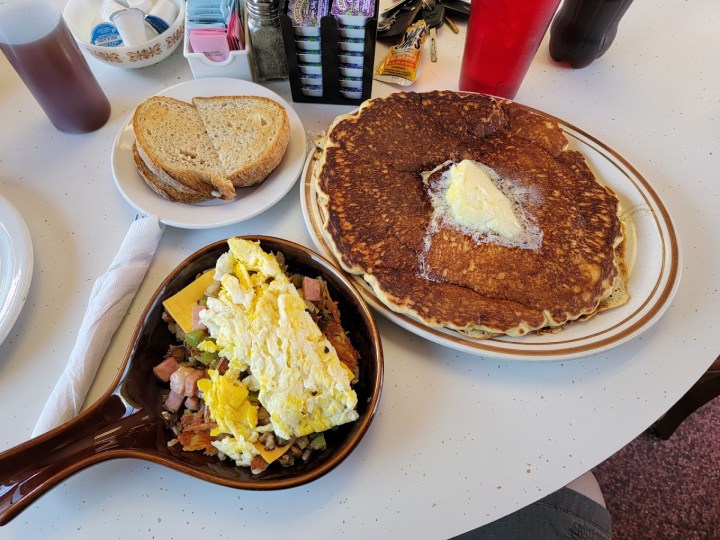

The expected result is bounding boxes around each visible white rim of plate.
[0,194,34,346]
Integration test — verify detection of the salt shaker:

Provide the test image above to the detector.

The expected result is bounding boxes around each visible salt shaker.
[245,0,288,81]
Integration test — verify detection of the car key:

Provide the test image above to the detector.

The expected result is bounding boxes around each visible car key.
[422,0,444,62]
[444,13,459,34]
[377,0,422,39]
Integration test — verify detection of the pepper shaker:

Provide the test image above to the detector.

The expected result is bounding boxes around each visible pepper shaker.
[246,0,288,81]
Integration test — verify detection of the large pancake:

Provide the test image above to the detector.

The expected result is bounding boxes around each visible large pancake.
[314,91,628,338]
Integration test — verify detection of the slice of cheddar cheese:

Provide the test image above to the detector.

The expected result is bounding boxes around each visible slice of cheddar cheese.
[162,270,215,334]
[254,441,292,464]
[163,267,294,467]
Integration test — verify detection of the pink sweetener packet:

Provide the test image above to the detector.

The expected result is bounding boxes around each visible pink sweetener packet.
[287,0,329,26]
[331,0,375,18]
[189,28,231,61]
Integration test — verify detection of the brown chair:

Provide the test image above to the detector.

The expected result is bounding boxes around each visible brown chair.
[651,354,720,439]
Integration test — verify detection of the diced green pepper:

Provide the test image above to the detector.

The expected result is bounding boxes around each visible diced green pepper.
[277,453,295,467]
[184,329,206,348]
[309,433,326,451]
[199,351,218,366]
[290,273,304,289]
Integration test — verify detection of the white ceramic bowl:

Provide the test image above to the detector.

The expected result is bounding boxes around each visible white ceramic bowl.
[63,0,185,69]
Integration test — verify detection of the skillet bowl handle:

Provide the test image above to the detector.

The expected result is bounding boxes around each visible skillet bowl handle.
[0,242,229,526]
[0,395,151,525]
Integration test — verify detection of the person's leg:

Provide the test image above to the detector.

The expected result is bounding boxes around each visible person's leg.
[451,472,611,540]
[565,471,607,508]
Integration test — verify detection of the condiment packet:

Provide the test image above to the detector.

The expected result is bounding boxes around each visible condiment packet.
[226,6,244,50]
[187,0,244,52]
[331,0,374,18]
[189,28,231,61]
[287,0,328,27]
[374,19,427,86]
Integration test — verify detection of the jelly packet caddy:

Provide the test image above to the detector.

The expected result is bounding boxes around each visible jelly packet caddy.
[279,0,379,104]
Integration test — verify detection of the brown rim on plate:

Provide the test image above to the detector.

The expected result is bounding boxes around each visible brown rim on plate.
[303,105,681,360]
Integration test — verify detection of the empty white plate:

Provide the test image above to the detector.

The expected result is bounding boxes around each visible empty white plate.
[0,194,33,346]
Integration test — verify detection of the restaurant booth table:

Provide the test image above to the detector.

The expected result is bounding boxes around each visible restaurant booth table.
[1,1,719,538]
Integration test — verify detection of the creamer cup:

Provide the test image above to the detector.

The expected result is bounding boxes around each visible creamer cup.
[298,62,322,74]
[338,25,364,38]
[340,88,362,99]
[301,84,323,97]
[110,8,147,46]
[127,0,154,14]
[295,38,321,51]
[297,52,321,63]
[339,65,363,77]
[91,21,123,46]
[340,76,363,89]
[146,0,179,34]
[101,0,127,22]
[293,25,321,37]
[300,73,322,85]
[339,38,364,52]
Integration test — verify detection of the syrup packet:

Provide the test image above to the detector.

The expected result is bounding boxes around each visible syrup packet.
[287,0,328,27]
[330,0,375,17]
[374,19,427,86]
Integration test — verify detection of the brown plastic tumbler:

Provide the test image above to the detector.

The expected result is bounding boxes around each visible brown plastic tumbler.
[458,0,561,99]
[0,0,111,133]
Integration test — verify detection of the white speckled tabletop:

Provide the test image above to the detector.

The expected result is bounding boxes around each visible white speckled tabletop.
[1,1,719,538]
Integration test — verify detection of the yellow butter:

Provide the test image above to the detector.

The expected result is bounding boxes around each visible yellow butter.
[162,270,215,334]
[445,160,522,239]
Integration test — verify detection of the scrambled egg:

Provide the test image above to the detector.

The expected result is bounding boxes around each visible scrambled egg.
[198,238,359,463]
[196,369,259,465]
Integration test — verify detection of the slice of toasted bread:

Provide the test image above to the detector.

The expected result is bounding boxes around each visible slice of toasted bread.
[133,143,214,204]
[192,96,290,188]
[133,96,235,200]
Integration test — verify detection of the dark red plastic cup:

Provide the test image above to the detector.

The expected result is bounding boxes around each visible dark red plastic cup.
[458,0,561,99]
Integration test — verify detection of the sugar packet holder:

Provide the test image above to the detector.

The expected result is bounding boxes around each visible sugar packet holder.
[183,0,252,79]
[186,0,244,61]
[280,0,379,104]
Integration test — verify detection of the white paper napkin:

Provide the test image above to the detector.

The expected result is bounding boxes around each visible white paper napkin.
[32,215,164,437]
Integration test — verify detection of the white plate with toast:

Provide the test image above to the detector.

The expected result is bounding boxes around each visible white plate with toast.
[111,78,306,229]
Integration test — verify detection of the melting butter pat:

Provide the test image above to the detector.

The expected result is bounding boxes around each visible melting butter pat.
[445,160,522,239]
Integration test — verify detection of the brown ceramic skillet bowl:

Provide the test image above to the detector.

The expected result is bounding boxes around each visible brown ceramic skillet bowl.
[0,236,383,525]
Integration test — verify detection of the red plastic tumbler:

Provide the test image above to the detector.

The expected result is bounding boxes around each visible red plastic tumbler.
[458,0,562,99]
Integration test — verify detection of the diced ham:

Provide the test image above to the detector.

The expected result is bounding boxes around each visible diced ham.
[164,390,185,413]
[184,395,201,410]
[217,358,229,374]
[153,356,180,382]
[191,305,207,331]
[250,455,269,474]
[184,369,205,398]
[302,276,322,302]
[169,365,194,395]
